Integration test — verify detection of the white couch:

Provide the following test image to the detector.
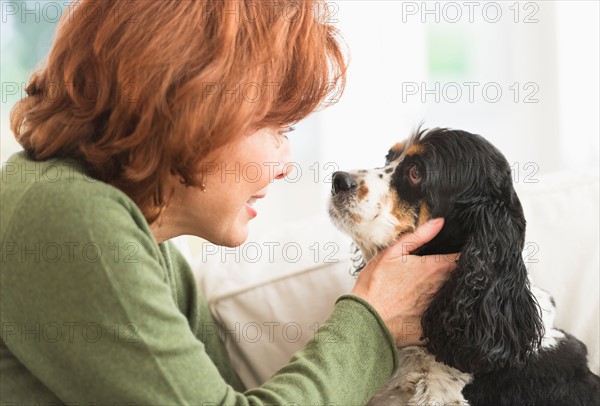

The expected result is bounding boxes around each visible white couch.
[190,170,599,389]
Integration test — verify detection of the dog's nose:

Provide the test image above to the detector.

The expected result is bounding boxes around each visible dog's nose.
[332,171,358,195]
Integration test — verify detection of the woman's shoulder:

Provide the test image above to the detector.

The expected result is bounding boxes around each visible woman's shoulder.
[2,150,136,205]
[1,151,151,245]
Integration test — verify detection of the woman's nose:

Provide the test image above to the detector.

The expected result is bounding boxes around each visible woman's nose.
[275,162,294,179]
[274,144,292,180]
[274,162,292,180]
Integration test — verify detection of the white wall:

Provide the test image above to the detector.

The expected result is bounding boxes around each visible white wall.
[555,1,600,171]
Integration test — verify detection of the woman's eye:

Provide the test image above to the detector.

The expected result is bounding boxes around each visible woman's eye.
[278,126,295,140]
[408,164,421,185]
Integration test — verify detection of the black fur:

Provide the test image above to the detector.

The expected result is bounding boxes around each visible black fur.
[391,128,599,403]
[464,332,600,405]
[386,128,544,373]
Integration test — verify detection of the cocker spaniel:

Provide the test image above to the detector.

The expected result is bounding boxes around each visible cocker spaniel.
[329,127,600,405]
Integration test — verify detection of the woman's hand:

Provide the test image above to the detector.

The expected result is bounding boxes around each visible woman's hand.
[351,218,458,347]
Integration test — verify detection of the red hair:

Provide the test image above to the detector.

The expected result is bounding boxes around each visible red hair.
[11,0,347,223]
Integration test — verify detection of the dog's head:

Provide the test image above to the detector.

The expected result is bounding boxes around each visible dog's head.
[329,127,544,373]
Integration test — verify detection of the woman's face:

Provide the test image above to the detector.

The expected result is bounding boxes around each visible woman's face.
[153,127,292,246]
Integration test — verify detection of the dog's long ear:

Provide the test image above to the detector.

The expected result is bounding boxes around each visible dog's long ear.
[421,188,544,373]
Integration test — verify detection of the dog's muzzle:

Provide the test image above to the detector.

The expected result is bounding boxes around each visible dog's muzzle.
[331,171,357,195]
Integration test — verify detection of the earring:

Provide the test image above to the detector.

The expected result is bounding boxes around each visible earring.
[180,177,206,192]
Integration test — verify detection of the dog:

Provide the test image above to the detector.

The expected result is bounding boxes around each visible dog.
[329,127,600,405]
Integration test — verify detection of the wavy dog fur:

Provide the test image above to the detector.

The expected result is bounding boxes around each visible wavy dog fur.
[410,129,544,373]
[330,127,600,405]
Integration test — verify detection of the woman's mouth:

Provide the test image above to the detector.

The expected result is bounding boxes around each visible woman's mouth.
[245,194,265,218]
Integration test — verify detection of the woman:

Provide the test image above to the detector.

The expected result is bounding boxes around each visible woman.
[1,1,457,404]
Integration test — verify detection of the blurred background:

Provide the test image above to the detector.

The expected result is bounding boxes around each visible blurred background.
[1,0,599,238]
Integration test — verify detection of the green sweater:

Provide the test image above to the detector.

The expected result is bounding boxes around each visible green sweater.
[0,151,398,405]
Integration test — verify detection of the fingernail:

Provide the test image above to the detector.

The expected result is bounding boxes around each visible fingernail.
[426,218,443,225]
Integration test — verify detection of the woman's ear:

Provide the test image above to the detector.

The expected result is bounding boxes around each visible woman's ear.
[421,192,544,373]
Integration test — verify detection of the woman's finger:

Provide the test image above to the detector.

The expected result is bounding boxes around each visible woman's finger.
[422,252,461,272]
[385,218,445,258]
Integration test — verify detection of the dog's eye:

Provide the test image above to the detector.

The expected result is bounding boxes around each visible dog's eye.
[408,164,421,185]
